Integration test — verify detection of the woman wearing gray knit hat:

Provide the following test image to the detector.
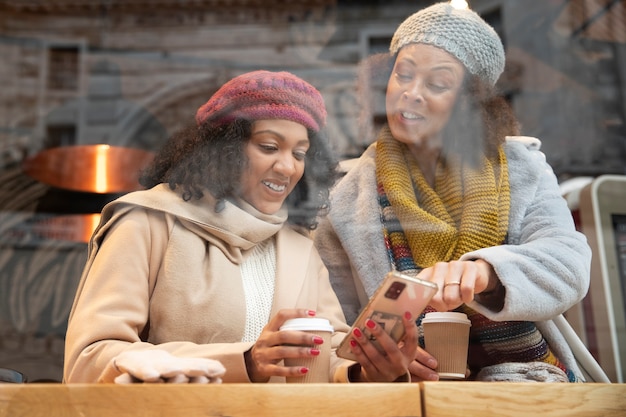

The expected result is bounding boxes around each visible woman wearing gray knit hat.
[64,70,418,384]
[315,2,593,382]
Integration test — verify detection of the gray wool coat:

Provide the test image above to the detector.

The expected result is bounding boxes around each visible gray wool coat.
[314,136,592,381]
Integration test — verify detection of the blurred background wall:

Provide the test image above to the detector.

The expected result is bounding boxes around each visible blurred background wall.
[0,0,624,382]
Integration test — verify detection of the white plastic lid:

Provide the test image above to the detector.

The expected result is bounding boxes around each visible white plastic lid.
[279,317,334,332]
[422,312,471,325]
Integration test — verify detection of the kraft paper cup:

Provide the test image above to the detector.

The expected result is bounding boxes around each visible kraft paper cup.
[279,317,333,383]
[422,312,471,380]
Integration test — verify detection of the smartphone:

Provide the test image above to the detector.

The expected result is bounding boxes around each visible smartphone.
[336,271,438,361]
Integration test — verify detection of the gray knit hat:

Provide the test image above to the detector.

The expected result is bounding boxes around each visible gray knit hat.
[389,2,505,86]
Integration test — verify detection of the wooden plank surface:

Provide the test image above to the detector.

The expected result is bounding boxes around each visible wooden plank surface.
[3,381,625,417]
[0,383,423,417]
[422,381,626,417]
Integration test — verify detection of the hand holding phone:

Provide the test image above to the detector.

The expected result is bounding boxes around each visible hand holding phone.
[336,271,437,361]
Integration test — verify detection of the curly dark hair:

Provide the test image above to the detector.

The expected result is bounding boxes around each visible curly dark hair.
[357,52,520,167]
[440,71,521,167]
[139,119,340,230]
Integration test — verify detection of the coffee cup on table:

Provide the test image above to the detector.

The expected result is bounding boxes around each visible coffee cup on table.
[279,317,333,383]
[422,312,471,380]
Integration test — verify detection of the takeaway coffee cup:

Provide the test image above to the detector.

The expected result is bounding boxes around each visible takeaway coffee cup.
[279,317,334,383]
[422,312,471,380]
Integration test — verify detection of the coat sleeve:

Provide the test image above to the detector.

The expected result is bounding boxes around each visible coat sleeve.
[313,217,368,325]
[463,143,592,321]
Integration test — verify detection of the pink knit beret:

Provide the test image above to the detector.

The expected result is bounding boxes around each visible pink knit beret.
[195,70,327,132]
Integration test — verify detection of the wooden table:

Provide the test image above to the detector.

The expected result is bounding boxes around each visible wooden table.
[421,381,625,417]
[0,382,624,417]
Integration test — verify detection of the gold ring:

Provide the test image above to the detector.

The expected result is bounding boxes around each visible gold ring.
[443,281,462,288]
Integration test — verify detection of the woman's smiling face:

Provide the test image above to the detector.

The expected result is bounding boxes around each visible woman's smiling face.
[385,43,465,152]
[239,119,309,215]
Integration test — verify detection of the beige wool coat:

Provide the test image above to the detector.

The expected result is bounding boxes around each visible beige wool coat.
[64,184,352,383]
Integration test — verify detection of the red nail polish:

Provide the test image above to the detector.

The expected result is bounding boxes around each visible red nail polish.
[366,319,376,329]
[313,336,324,345]
[310,349,320,356]
[404,311,412,320]
[300,367,309,374]
[350,340,357,348]
[353,327,363,337]
[307,310,316,317]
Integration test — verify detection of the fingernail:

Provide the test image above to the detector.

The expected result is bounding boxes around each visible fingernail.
[300,367,309,374]
[427,358,437,368]
[404,311,412,320]
[307,310,316,317]
[353,327,363,337]
[350,340,357,348]
[310,349,320,356]
[313,336,324,344]
[365,319,376,329]
[428,372,440,381]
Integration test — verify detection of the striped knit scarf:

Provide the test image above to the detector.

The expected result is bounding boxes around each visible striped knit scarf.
[375,126,578,382]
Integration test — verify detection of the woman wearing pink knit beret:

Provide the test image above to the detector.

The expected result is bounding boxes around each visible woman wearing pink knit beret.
[64,70,418,384]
